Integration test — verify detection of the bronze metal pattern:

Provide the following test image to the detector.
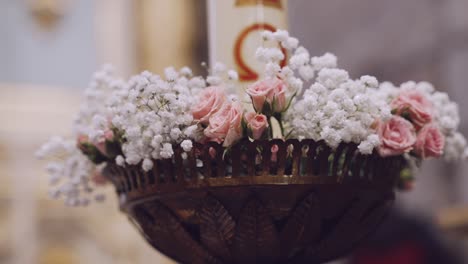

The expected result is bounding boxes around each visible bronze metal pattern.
[103,139,403,264]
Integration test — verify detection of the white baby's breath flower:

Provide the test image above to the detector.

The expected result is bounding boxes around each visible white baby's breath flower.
[288,78,303,93]
[299,65,315,81]
[282,37,299,50]
[268,48,285,62]
[311,53,337,70]
[183,125,199,138]
[317,68,349,89]
[360,75,378,88]
[115,155,125,166]
[227,70,239,80]
[164,67,178,80]
[181,140,193,152]
[107,67,203,169]
[255,47,268,62]
[285,54,386,154]
[265,62,281,77]
[180,66,192,77]
[207,76,222,86]
[272,29,289,42]
[358,134,380,154]
[289,52,309,69]
[142,158,154,171]
[37,137,105,207]
[444,132,467,161]
[256,47,284,63]
[213,62,227,75]
[160,143,174,159]
[280,66,294,79]
[261,30,274,40]
[170,128,182,141]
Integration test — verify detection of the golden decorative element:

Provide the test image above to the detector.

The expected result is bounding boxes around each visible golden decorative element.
[234,23,287,82]
[29,0,66,31]
[103,139,403,263]
[235,0,282,9]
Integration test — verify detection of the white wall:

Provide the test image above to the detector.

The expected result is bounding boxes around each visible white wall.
[0,0,97,89]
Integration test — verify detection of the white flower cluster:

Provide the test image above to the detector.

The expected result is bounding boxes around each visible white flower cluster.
[73,65,118,139]
[107,68,204,171]
[38,29,468,207]
[256,30,389,154]
[39,66,208,206]
[36,137,104,206]
[258,30,305,96]
[37,66,119,206]
[206,62,240,98]
[376,81,468,161]
[283,47,390,153]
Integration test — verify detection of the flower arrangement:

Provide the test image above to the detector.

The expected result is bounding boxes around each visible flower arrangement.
[37,30,468,206]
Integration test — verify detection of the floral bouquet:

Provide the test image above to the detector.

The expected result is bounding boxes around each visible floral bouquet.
[37,30,467,263]
[37,30,466,205]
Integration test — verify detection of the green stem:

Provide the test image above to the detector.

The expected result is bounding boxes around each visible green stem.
[267,117,273,139]
[274,113,284,138]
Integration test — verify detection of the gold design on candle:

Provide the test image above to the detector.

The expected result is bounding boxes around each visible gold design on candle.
[235,0,282,9]
[234,23,287,82]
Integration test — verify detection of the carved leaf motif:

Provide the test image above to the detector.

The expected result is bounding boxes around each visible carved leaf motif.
[353,195,394,242]
[233,198,280,264]
[133,202,222,264]
[280,193,321,259]
[299,192,385,263]
[198,195,236,261]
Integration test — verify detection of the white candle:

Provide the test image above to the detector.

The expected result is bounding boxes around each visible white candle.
[207,0,288,90]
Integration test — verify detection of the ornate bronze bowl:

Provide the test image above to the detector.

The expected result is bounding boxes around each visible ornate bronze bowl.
[103,139,403,264]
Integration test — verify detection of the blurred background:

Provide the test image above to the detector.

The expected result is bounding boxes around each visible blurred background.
[1,0,468,263]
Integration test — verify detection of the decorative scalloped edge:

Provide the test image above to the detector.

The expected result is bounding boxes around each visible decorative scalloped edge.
[104,139,404,200]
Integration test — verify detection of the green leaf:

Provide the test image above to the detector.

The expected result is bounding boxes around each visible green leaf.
[401,111,412,122]
[111,127,126,143]
[272,96,279,113]
[284,129,294,140]
[241,116,249,138]
[262,100,273,116]
[104,140,122,159]
[282,91,298,113]
[78,142,107,164]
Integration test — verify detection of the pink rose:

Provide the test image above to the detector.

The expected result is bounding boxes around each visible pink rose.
[192,86,226,124]
[271,144,279,162]
[204,102,243,146]
[209,147,217,159]
[391,90,433,129]
[246,77,287,113]
[77,134,89,145]
[378,116,417,157]
[94,130,115,156]
[77,134,90,153]
[272,81,287,113]
[414,124,445,158]
[245,112,269,140]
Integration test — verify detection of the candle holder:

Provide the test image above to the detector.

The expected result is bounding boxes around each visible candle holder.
[104,139,403,264]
